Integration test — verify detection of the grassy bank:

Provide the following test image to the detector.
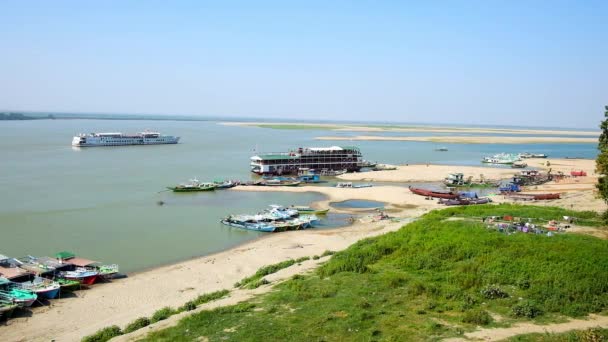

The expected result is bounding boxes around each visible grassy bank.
[141,204,608,341]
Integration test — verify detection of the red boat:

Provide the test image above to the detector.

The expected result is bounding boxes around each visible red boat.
[570,170,587,177]
[60,268,99,285]
[408,186,459,199]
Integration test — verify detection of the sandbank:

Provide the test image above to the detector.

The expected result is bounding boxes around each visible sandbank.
[315,135,597,144]
[220,122,599,136]
[0,186,438,342]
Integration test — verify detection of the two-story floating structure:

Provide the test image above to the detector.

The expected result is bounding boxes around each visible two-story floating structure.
[250,146,363,175]
[72,131,179,147]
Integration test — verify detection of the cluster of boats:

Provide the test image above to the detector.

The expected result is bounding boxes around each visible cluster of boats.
[0,252,118,319]
[221,205,328,232]
[481,152,547,165]
[167,178,238,192]
[408,187,491,206]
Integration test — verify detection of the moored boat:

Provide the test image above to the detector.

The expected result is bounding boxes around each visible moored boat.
[60,268,99,285]
[408,186,459,199]
[290,206,330,215]
[0,287,37,307]
[167,178,216,192]
[56,278,81,291]
[482,153,520,164]
[220,218,276,232]
[18,277,61,299]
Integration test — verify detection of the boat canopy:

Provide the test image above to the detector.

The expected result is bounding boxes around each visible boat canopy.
[65,257,98,267]
[55,251,76,260]
[0,265,32,280]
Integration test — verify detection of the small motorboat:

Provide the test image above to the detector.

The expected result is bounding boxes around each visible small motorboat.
[60,268,99,285]
[290,206,330,215]
[167,178,216,192]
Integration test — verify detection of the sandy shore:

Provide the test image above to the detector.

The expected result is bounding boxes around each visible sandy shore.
[315,135,597,144]
[0,186,440,342]
[220,122,599,136]
[1,159,602,341]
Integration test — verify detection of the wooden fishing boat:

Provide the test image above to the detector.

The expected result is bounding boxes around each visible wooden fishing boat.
[409,186,459,199]
[220,219,276,232]
[507,193,561,200]
[55,278,81,291]
[167,178,216,192]
[18,277,61,299]
[55,252,119,281]
[60,268,99,285]
[0,287,37,307]
[0,299,18,318]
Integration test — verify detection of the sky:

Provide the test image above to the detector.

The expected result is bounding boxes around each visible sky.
[0,1,606,128]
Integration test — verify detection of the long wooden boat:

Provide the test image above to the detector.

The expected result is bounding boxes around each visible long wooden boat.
[220,219,276,232]
[60,268,99,285]
[56,278,81,291]
[0,288,37,307]
[507,193,561,200]
[409,186,459,199]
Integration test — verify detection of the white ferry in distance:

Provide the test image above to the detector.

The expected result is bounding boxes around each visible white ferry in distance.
[72,131,180,147]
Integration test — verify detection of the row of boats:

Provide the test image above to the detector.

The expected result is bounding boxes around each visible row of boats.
[0,252,118,319]
[482,152,547,165]
[408,186,492,205]
[221,205,329,232]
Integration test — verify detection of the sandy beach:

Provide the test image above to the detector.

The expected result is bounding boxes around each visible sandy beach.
[220,122,599,136]
[315,135,597,144]
[0,158,603,341]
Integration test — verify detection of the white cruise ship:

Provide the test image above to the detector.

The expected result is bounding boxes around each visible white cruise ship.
[72,131,180,147]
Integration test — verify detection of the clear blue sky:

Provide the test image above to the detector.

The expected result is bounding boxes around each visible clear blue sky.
[1,1,606,128]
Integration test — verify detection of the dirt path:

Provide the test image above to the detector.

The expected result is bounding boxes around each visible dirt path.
[445,314,608,341]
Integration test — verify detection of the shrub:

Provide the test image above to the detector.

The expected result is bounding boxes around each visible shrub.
[512,301,543,318]
[192,289,230,306]
[312,255,320,260]
[151,307,175,323]
[462,309,492,325]
[481,285,509,299]
[321,250,336,257]
[295,256,310,263]
[179,301,197,312]
[246,278,270,289]
[123,317,151,333]
[81,325,122,342]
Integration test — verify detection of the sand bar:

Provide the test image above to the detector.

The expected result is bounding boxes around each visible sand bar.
[316,135,597,144]
[220,122,599,136]
[0,186,439,342]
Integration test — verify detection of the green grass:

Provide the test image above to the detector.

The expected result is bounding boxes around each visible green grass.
[142,204,608,341]
[509,327,608,341]
[234,259,298,288]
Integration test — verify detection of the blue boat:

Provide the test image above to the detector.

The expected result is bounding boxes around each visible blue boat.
[220,219,276,232]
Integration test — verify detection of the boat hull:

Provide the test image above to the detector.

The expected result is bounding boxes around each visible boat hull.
[167,187,215,192]
[37,287,61,299]
[65,274,98,285]
[409,186,459,199]
[221,220,276,232]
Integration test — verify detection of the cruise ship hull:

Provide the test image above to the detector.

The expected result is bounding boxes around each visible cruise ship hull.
[71,132,180,147]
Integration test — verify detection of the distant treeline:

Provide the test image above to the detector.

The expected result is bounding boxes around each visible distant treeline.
[0,112,55,120]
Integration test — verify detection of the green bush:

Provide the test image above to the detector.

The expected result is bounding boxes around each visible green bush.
[81,325,122,342]
[462,309,493,325]
[512,301,543,318]
[312,255,320,260]
[295,256,310,263]
[192,289,230,306]
[481,285,509,299]
[321,250,336,257]
[245,278,270,289]
[179,301,197,312]
[236,259,297,288]
[123,317,151,333]
[151,307,175,323]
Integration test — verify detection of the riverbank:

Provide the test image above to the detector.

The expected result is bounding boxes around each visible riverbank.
[316,135,597,144]
[0,186,436,342]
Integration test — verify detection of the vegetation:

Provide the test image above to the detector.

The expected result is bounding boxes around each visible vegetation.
[596,105,608,220]
[151,307,176,323]
[81,325,122,342]
[142,204,608,341]
[190,289,230,306]
[234,259,298,288]
[509,327,608,341]
[123,317,151,333]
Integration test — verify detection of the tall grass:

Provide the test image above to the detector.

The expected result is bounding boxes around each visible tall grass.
[141,204,608,341]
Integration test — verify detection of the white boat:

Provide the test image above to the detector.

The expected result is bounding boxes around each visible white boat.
[519,152,548,159]
[482,153,520,164]
[72,131,179,147]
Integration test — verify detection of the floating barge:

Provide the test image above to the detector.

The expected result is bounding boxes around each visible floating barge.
[250,146,364,175]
